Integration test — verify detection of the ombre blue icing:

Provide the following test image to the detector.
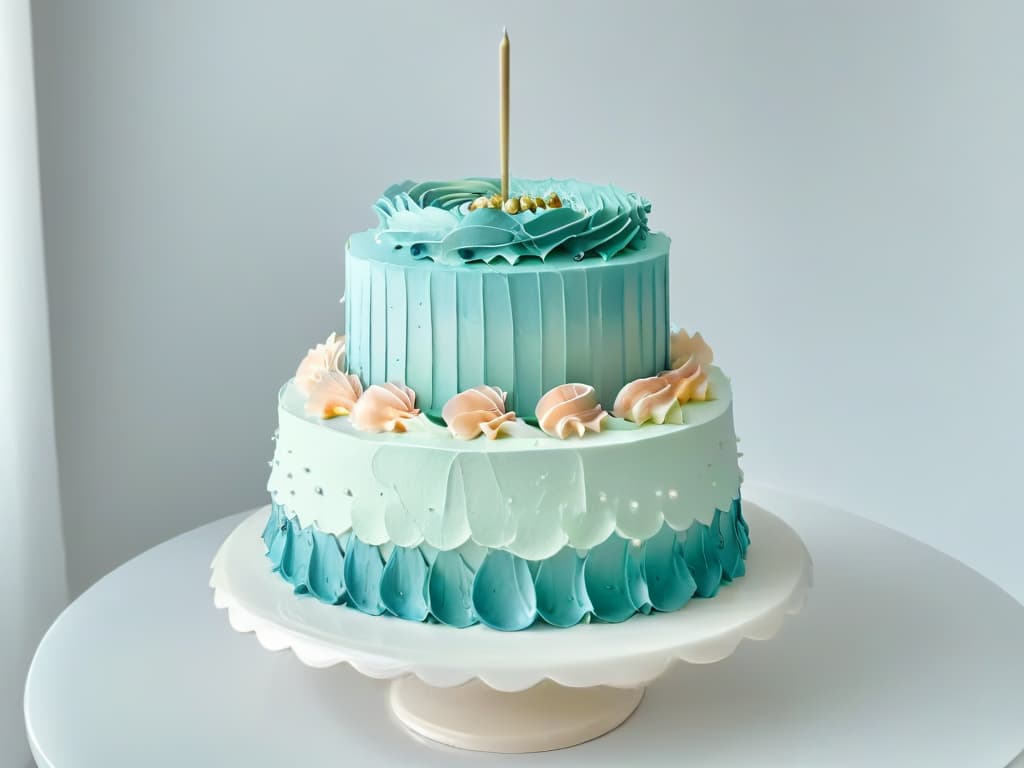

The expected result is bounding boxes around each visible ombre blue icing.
[344,229,670,417]
[373,178,650,266]
[262,497,749,631]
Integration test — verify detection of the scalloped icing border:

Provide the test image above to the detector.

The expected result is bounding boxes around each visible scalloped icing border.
[209,505,812,692]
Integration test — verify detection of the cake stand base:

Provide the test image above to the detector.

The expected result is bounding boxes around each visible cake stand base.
[389,677,644,753]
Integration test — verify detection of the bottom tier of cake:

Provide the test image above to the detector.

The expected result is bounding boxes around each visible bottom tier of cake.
[261,498,749,631]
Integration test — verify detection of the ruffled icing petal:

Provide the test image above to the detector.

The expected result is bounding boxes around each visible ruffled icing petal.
[472,551,537,631]
[380,546,430,621]
[713,508,741,582]
[683,523,724,598]
[294,332,346,396]
[427,550,478,628]
[584,536,639,623]
[262,505,284,553]
[534,548,590,628]
[305,371,363,419]
[642,524,697,612]
[350,382,420,433]
[343,536,387,615]
[283,526,314,593]
[306,528,346,605]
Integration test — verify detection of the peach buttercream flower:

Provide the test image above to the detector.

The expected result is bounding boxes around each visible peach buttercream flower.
[295,332,346,396]
[535,383,608,439]
[442,386,517,440]
[350,382,421,433]
[612,375,683,425]
[669,329,713,370]
[661,356,711,404]
[305,370,363,419]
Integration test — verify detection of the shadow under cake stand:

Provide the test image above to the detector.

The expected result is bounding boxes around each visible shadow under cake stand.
[210,502,812,754]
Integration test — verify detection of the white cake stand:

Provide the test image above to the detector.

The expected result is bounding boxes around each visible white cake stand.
[210,502,811,754]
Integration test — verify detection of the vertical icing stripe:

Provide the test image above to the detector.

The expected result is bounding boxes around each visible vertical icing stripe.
[622,262,641,382]
[369,259,387,384]
[405,269,432,404]
[482,270,515,407]
[654,251,669,369]
[538,270,567,392]
[457,271,485,389]
[638,260,655,375]
[431,270,459,409]
[508,271,542,415]
[386,266,407,383]
[561,269,588,384]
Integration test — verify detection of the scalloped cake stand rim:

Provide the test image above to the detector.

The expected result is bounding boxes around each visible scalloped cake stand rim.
[209,501,812,692]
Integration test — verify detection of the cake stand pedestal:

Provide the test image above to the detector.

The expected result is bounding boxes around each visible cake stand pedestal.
[209,503,812,753]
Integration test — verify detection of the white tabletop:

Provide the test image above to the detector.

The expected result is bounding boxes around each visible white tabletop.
[24,486,1024,767]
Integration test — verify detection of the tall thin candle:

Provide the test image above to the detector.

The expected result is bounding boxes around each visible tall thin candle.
[500,28,510,202]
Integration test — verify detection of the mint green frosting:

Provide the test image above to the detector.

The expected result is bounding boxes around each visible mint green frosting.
[262,499,749,631]
[269,368,741,561]
[373,178,651,265]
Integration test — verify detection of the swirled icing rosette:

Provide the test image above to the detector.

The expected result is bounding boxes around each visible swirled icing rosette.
[350,382,421,433]
[305,371,363,419]
[612,375,684,426]
[373,178,650,265]
[662,357,711,404]
[442,386,518,440]
[535,383,608,439]
[294,332,346,396]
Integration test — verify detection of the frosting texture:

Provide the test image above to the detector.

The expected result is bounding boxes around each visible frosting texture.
[373,178,650,265]
[262,497,749,630]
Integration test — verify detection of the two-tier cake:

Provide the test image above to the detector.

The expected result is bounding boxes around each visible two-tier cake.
[262,177,746,630]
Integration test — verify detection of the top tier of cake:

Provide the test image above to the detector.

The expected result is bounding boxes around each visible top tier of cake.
[344,178,671,417]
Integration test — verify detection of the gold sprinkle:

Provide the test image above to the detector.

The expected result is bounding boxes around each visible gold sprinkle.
[489,193,503,209]
[503,197,520,214]
[534,196,547,209]
[519,194,536,213]
[469,195,491,211]
[546,192,562,209]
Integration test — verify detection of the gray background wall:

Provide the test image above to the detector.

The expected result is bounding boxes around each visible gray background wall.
[32,0,1024,600]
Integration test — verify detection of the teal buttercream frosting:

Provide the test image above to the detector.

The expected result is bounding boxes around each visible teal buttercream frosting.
[262,497,749,631]
[373,178,651,265]
[345,230,670,417]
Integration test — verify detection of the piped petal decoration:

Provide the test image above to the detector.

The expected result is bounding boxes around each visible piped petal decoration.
[350,383,420,433]
[262,498,747,630]
[295,332,346,396]
[535,383,608,439]
[305,371,363,419]
[669,328,713,370]
[472,551,537,631]
[612,376,684,425]
[442,386,518,440]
